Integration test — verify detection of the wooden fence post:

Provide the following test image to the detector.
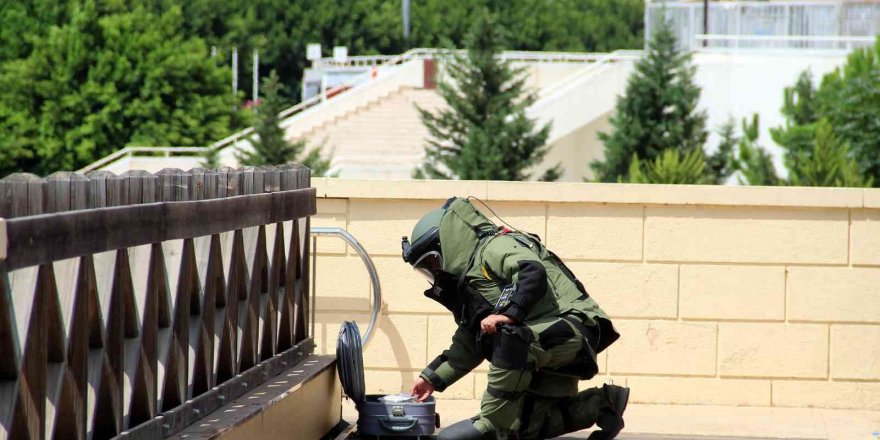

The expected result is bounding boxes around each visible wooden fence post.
[0,173,46,218]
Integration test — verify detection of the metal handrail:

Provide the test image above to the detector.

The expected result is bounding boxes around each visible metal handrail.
[531,50,640,111]
[310,227,381,345]
[310,50,614,69]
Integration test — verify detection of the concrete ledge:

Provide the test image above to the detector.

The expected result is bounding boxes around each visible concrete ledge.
[167,355,341,440]
[312,178,879,209]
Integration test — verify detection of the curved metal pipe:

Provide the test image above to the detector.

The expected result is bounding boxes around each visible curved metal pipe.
[310,227,382,345]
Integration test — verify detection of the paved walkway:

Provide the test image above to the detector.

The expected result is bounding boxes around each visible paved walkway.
[342,399,880,439]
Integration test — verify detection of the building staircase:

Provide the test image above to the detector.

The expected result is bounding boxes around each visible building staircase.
[297,87,446,179]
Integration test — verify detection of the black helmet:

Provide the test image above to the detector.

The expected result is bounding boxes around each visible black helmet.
[401,206,445,280]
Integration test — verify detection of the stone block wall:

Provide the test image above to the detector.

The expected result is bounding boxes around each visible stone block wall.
[310,178,880,409]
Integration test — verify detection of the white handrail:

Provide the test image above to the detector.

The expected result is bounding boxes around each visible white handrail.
[531,50,640,110]
[310,50,615,69]
[79,146,208,174]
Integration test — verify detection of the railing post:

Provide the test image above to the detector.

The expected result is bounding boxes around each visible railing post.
[47,171,89,213]
[86,170,123,208]
[121,169,158,205]
[156,168,189,202]
[0,173,46,218]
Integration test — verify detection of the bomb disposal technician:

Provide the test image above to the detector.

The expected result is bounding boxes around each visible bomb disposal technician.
[402,198,630,440]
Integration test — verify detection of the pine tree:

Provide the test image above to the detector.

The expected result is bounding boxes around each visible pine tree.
[627,149,708,185]
[592,11,707,182]
[789,119,872,188]
[770,70,819,176]
[735,114,781,186]
[815,39,880,183]
[706,118,738,184]
[415,11,556,181]
[237,70,331,174]
[769,38,880,187]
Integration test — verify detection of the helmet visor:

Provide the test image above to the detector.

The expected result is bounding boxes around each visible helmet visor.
[412,251,443,282]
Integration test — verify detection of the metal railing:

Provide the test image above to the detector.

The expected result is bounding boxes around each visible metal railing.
[311,50,614,69]
[79,146,209,174]
[648,0,880,52]
[0,165,315,439]
[534,50,641,102]
[693,33,876,51]
[310,227,381,345]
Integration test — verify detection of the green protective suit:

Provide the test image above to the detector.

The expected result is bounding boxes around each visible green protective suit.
[417,199,621,439]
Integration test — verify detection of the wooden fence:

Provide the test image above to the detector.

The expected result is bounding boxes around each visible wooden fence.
[0,165,316,439]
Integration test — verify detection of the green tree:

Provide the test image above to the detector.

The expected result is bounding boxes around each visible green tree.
[770,70,820,176]
[706,118,738,184]
[0,2,236,176]
[734,114,781,186]
[814,39,880,183]
[0,0,71,63]
[415,12,555,181]
[738,114,869,188]
[626,149,708,184]
[592,12,707,182]
[788,119,872,188]
[771,39,880,186]
[236,71,331,174]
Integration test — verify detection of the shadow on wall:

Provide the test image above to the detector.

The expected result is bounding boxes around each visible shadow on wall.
[315,306,417,389]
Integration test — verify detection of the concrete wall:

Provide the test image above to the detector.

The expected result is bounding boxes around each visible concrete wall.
[311,178,880,410]
[534,112,612,182]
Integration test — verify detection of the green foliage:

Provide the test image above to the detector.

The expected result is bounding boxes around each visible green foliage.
[770,70,819,176]
[737,113,870,188]
[0,0,71,63]
[734,114,781,186]
[237,71,331,174]
[626,149,708,184]
[770,38,880,187]
[0,2,236,176]
[592,12,707,183]
[814,39,880,184]
[788,119,872,188]
[706,118,738,184]
[538,165,563,182]
[415,12,552,181]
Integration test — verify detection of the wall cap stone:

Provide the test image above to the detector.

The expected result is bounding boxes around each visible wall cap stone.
[313,178,878,209]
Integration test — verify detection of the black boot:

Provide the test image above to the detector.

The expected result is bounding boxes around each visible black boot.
[439,419,496,440]
[587,384,629,440]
